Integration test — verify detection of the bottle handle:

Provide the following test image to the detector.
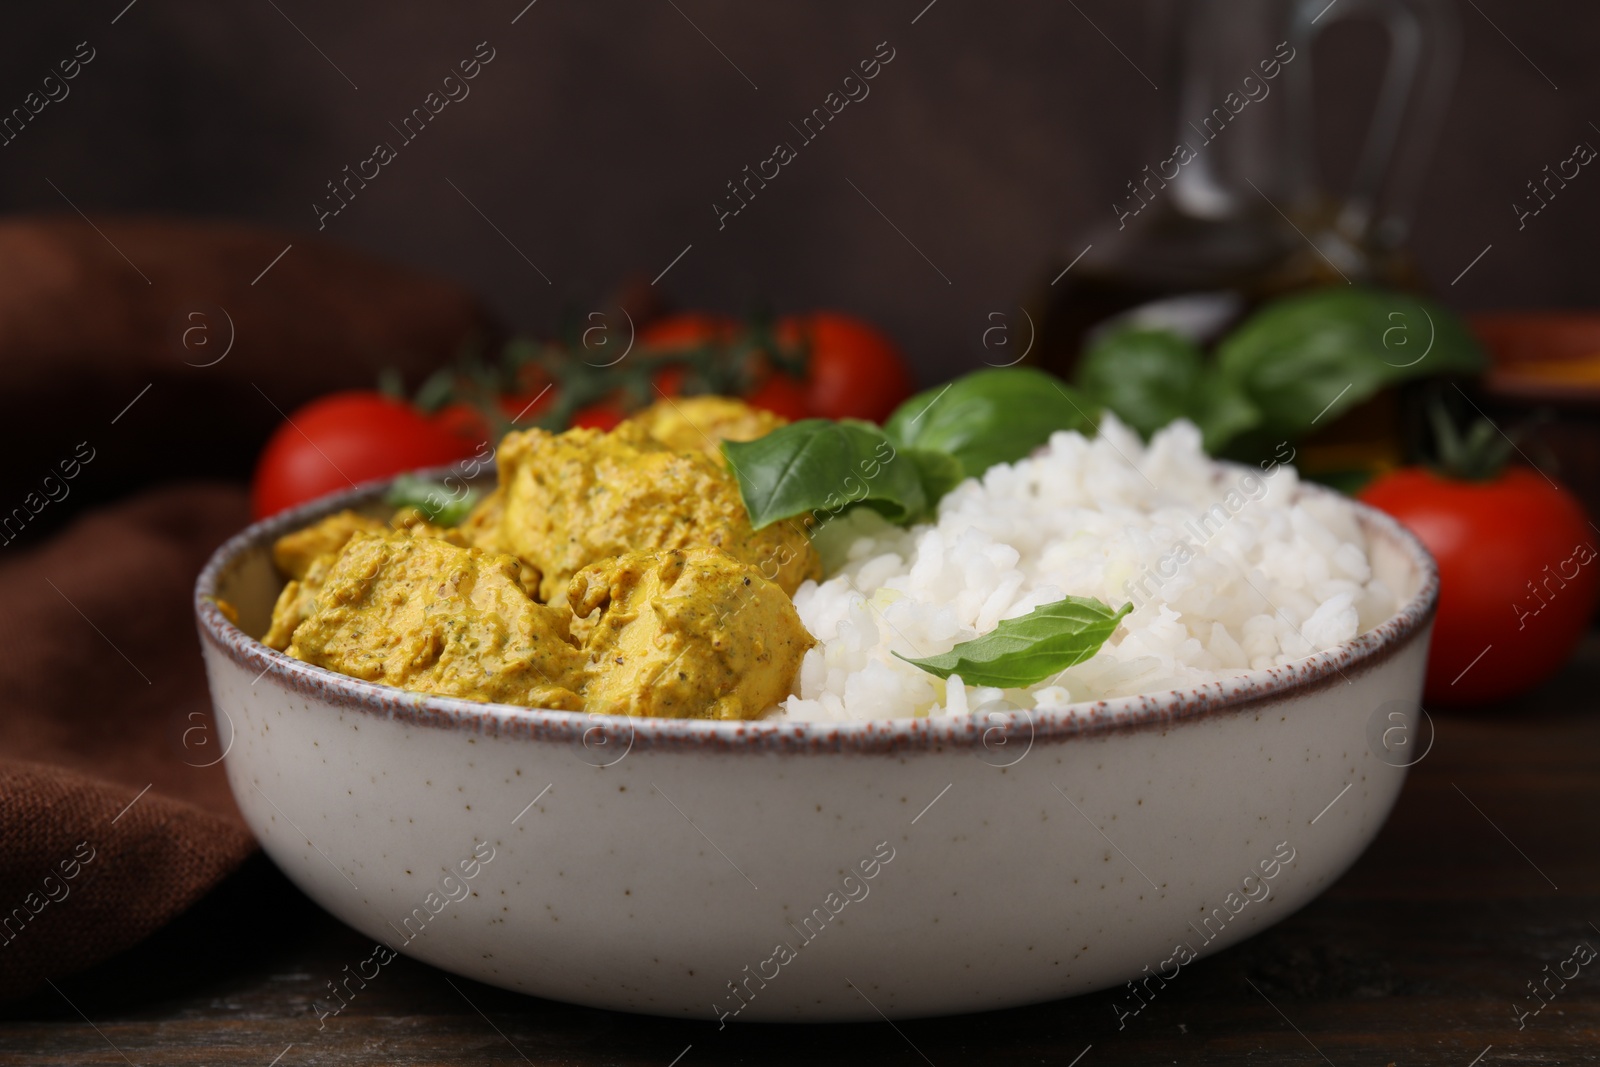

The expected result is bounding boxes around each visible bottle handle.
[1293,0,1461,247]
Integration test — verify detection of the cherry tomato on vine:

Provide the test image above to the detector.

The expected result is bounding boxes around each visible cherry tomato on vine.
[638,313,736,351]
[776,312,915,423]
[1361,466,1599,705]
[569,404,627,431]
[651,364,689,399]
[637,313,736,401]
[497,389,555,426]
[251,391,479,518]
[433,401,494,441]
[744,372,813,421]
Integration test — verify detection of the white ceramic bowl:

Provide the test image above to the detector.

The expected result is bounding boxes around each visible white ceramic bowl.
[195,472,1436,1022]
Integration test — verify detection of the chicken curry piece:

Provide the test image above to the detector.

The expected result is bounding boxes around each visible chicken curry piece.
[284,533,587,710]
[260,397,817,719]
[271,509,386,580]
[459,421,818,607]
[262,509,462,650]
[571,549,813,720]
[614,395,788,464]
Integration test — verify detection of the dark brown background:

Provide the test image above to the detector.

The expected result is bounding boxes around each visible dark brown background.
[2,0,1596,392]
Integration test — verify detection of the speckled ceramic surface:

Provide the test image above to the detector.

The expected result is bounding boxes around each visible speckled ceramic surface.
[195,470,1437,1022]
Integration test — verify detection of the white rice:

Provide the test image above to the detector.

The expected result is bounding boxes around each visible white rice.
[774,415,1396,723]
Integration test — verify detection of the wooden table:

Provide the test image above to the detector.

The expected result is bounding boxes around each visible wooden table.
[4,646,1597,1065]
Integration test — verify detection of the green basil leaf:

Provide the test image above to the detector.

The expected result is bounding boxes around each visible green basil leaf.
[1075,327,1261,454]
[885,368,1098,480]
[895,595,1132,689]
[1216,288,1485,439]
[1076,328,1204,438]
[722,419,926,530]
[1190,372,1263,454]
[387,475,479,526]
[906,447,964,517]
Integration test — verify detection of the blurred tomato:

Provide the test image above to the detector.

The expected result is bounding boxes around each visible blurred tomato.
[434,401,494,441]
[498,388,555,425]
[776,312,915,423]
[1361,466,1599,705]
[651,364,688,399]
[744,372,813,420]
[251,391,479,519]
[638,313,737,403]
[570,404,626,431]
[639,313,737,351]
[557,309,914,426]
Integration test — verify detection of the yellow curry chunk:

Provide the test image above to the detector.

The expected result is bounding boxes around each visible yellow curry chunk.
[259,401,822,718]
[282,534,585,710]
[264,510,474,650]
[388,505,469,545]
[263,548,342,650]
[569,549,814,720]
[615,395,788,464]
[460,425,819,606]
[271,510,388,580]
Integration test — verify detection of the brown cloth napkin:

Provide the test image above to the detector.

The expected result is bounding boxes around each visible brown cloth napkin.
[0,218,498,999]
[0,215,500,544]
[0,484,256,999]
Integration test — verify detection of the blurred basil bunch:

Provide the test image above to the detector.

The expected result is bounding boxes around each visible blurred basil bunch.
[1073,288,1485,462]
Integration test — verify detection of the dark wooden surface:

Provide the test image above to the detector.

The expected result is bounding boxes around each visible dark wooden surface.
[4,646,1598,1065]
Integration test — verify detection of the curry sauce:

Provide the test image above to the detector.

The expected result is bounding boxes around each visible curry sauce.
[261,398,816,720]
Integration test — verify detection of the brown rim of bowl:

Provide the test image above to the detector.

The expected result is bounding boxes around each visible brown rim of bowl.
[194,463,1438,756]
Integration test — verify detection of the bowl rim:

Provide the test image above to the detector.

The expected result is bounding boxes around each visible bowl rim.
[195,462,1438,756]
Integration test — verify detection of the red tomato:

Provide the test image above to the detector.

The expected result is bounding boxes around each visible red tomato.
[639,313,736,351]
[434,401,494,441]
[1361,467,1599,705]
[652,364,688,399]
[251,391,479,519]
[776,312,915,423]
[497,363,559,425]
[498,389,555,425]
[638,313,738,405]
[570,404,626,431]
[745,372,813,421]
